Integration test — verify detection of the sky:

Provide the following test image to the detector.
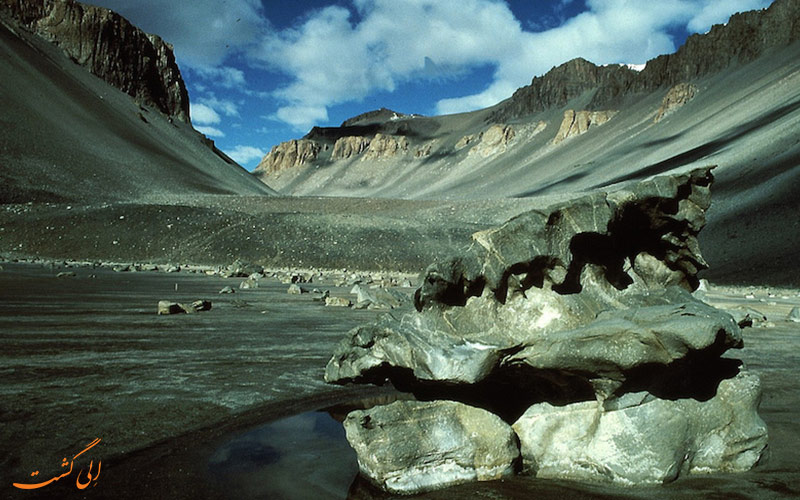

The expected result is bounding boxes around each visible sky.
[86,0,773,169]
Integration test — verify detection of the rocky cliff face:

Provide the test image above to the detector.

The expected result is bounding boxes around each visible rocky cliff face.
[363,133,409,160]
[654,83,699,123]
[492,0,800,122]
[331,136,370,159]
[553,110,617,144]
[1,0,190,122]
[255,139,321,173]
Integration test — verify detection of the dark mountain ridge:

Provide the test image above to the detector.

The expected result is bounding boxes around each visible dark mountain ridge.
[1,0,190,122]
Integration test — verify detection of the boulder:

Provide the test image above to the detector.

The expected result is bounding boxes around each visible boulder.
[325,296,351,307]
[287,284,308,295]
[344,400,519,494]
[239,278,258,290]
[218,286,235,294]
[157,299,211,315]
[789,306,800,323]
[324,168,768,490]
[349,284,405,310]
[512,370,767,485]
[56,271,76,278]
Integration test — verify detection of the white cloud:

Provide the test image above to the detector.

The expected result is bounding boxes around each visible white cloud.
[195,125,225,137]
[687,0,771,33]
[191,66,247,88]
[225,145,266,165]
[190,103,221,125]
[251,0,764,127]
[195,95,240,118]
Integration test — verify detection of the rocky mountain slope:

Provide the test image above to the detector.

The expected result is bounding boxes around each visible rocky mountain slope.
[0,0,274,202]
[255,0,800,200]
[2,0,189,122]
[253,0,800,284]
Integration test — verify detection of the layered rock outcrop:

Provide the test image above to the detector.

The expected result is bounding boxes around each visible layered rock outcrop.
[363,133,408,160]
[331,136,370,159]
[255,139,321,173]
[654,83,699,123]
[552,110,617,144]
[468,124,515,157]
[326,168,768,493]
[1,0,189,122]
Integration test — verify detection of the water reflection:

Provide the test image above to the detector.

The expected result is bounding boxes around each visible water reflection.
[208,411,359,499]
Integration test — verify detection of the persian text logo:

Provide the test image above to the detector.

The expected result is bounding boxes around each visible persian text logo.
[12,438,102,490]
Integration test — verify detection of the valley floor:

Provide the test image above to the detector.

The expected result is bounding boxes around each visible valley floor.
[1,262,799,499]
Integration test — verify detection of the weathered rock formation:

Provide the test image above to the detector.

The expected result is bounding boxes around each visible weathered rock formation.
[553,110,617,144]
[326,168,768,493]
[491,0,800,122]
[362,133,408,160]
[513,370,767,485]
[1,0,190,122]
[654,83,699,123]
[344,400,519,494]
[331,136,370,159]
[468,124,515,157]
[255,139,321,173]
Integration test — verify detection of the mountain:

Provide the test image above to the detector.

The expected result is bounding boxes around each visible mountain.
[252,0,800,284]
[0,0,275,203]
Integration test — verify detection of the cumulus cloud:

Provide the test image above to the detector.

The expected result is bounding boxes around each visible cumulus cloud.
[190,66,247,88]
[195,95,240,118]
[195,125,225,137]
[225,145,266,165]
[190,103,221,125]
[687,0,771,33]
[88,0,267,68]
[251,0,764,128]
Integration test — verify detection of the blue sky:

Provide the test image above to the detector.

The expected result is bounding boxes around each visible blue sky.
[86,0,772,169]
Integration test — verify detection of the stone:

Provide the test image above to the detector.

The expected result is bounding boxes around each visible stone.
[726,306,768,328]
[654,83,699,123]
[287,284,307,295]
[239,278,258,290]
[362,133,408,160]
[56,271,76,278]
[219,286,235,294]
[325,167,768,491]
[789,306,800,323]
[157,299,211,315]
[325,296,351,307]
[331,136,371,159]
[113,264,131,272]
[188,300,212,312]
[512,370,768,485]
[327,169,717,388]
[349,284,405,310]
[468,124,515,157]
[254,139,321,173]
[552,109,617,144]
[157,301,185,315]
[344,400,519,494]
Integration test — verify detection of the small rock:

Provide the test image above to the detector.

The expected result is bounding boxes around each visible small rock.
[312,290,331,302]
[188,300,212,312]
[325,296,351,307]
[287,284,308,294]
[219,286,235,294]
[56,271,76,278]
[163,265,181,273]
[113,264,131,272]
[789,307,800,323]
[239,278,259,290]
[158,301,185,315]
